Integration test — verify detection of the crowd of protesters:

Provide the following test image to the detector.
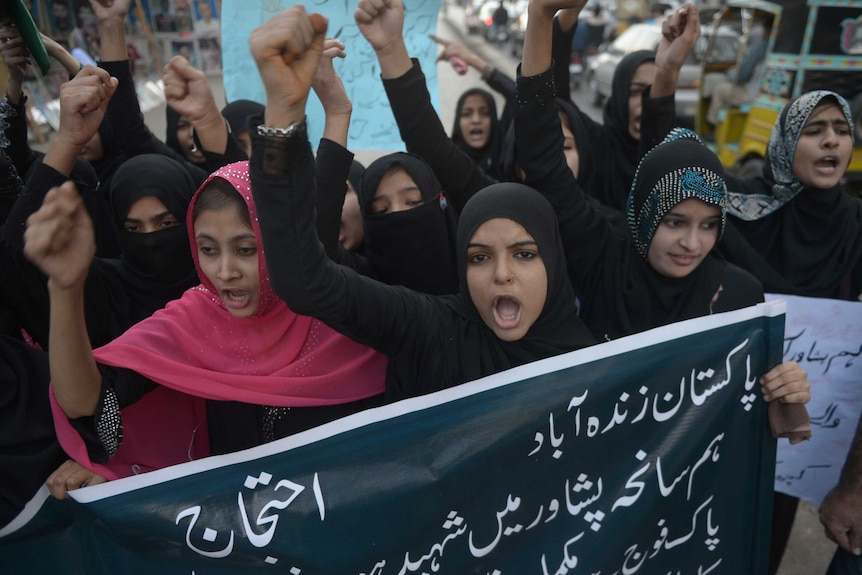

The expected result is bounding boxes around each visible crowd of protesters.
[1,0,860,572]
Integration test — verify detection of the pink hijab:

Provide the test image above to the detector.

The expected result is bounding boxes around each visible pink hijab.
[53,161,387,480]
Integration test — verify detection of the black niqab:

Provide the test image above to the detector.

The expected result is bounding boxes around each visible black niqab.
[95,154,199,328]
[359,153,459,295]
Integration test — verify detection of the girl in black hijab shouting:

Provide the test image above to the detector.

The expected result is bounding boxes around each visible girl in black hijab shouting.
[517,0,808,415]
[248,5,596,400]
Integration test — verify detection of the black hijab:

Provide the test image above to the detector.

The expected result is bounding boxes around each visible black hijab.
[221,99,265,136]
[451,88,501,176]
[440,183,595,380]
[582,129,729,340]
[557,97,594,185]
[359,152,459,295]
[92,154,199,331]
[721,91,862,299]
[347,159,365,195]
[590,50,656,211]
[496,98,593,183]
[165,106,206,166]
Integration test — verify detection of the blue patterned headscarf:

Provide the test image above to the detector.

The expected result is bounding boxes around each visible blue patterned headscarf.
[626,128,728,259]
[727,90,854,221]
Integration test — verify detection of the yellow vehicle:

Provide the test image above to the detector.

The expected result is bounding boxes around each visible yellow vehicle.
[696,0,862,190]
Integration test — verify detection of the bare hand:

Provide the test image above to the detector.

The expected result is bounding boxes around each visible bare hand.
[429,34,474,64]
[0,22,29,82]
[24,182,96,289]
[46,459,107,500]
[312,38,351,117]
[760,361,810,404]
[250,5,327,117]
[657,3,700,72]
[821,484,862,555]
[88,0,132,24]
[39,32,71,62]
[55,66,119,149]
[163,55,218,124]
[354,0,405,54]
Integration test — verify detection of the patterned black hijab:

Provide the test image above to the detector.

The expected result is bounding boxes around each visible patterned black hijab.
[583,129,729,340]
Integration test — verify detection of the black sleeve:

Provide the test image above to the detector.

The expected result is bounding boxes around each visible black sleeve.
[382,60,494,213]
[249,127,440,361]
[0,151,23,225]
[312,138,371,273]
[484,68,516,101]
[638,86,676,160]
[515,64,623,295]
[68,365,158,463]
[551,15,577,103]
[1,95,39,178]
[100,60,209,184]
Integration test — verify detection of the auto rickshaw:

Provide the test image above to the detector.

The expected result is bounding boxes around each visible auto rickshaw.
[696,0,862,192]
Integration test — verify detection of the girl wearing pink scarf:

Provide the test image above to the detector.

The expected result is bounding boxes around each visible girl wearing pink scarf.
[26,161,387,482]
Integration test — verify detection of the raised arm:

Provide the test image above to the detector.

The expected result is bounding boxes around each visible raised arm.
[638,3,700,157]
[162,56,230,159]
[23,182,102,419]
[310,38,369,270]
[518,0,619,281]
[356,0,492,213]
[42,66,118,179]
[429,34,516,101]
[250,5,434,357]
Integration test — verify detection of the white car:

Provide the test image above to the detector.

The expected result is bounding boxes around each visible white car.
[586,23,740,122]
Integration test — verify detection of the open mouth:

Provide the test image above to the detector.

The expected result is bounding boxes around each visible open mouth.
[222,289,250,309]
[467,128,486,143]
[814,156,838,174]
[493,296,521,329]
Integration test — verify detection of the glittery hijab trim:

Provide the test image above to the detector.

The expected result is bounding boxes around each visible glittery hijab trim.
[627,128,728,259]
[186,160,277,317]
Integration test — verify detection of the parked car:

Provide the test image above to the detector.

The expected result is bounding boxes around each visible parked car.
[585,23,740,123]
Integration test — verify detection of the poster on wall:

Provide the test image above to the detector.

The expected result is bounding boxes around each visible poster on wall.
[192,0,219,37]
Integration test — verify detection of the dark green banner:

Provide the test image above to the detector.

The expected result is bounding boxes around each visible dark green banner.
[0,304,784,574]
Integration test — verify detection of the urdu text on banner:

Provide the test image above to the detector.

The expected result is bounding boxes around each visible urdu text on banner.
[768,293,862,505]
[0,302,785,574]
